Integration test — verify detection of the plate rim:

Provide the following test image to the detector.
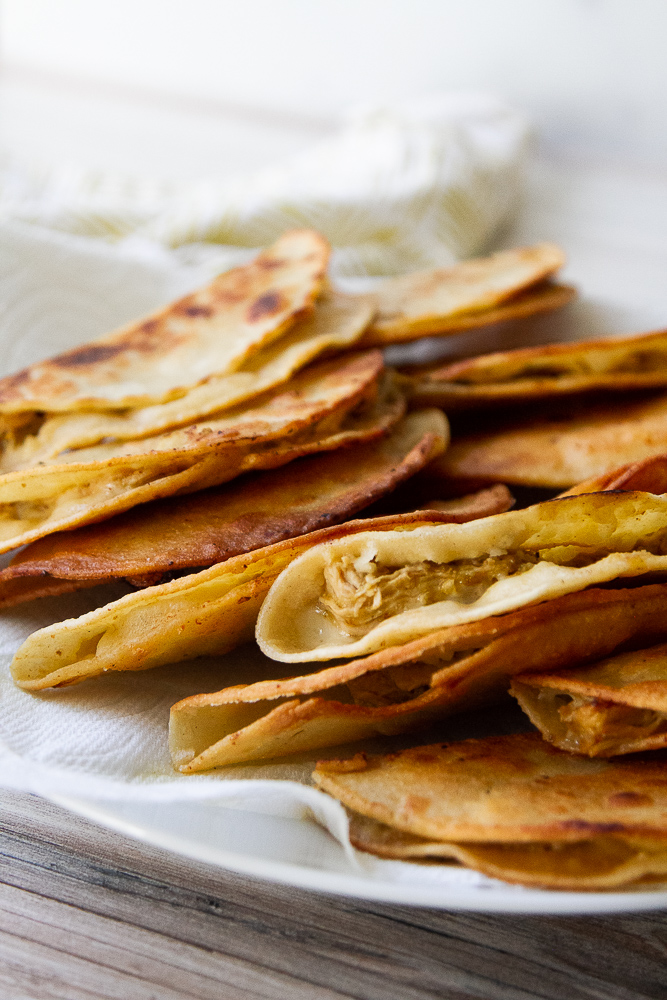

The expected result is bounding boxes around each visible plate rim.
[48,791,667,915]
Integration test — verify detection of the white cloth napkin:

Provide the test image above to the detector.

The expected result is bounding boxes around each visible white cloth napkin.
[0,93,529,890]
[1,93,528,278]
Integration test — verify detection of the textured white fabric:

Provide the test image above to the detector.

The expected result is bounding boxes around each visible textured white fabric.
[1,93,528,277]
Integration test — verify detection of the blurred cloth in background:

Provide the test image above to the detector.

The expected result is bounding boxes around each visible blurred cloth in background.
[0,95,528,277]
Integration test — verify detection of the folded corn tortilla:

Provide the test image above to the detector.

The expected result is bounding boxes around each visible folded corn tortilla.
[437,390,667,488]
[313,732,667,890]
[11,510,467,691]
[0,229,330,413]
[345,814,667,892]
[0,409,447,606]
[0,352,404,554]
[0,289,375,472]
[561,452,667,497]
[257,491,667,662]
[407,327,667,410]
[171,583,667,771]
[511,641,667,757]
[360,243,570,343]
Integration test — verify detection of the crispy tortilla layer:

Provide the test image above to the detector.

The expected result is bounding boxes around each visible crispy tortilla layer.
[0,229,330,413]
[436,390,667,489]
[313,731,667,843]
[0,290,375,472]
[257,491,667,662]
[0,352,401,554]
[511,640,667,756]
[0,410,447,606]
[408,327,667,409]
[361,243,568,342]
[171,583,667,770]
[11,510,469,691]
[561,452,667,497]
[346,814,667,891]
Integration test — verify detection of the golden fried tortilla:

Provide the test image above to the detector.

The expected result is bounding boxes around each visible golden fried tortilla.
[561,452,667,497]
[313,733,667,889]
[0,229,329,413]
[0,352,404,554]
[511,641,667,757]
[257,491,667,663]
[407,327,667,410]
[0,289,375,472]
[345,814,667,891]
[0,409,448,606]
[361,243,570,343]
[11,510,466,691]
[437,390,667,488]
[171,583,667,771]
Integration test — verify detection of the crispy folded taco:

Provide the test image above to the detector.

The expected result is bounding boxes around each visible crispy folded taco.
[0,409,448,606]
[171,583,667,771]
[0,351,403,554]
[407,328,667,410]
[313,733,667,890]
[437,390,667,488]
[0,229,330,414]
[0,289,375,472]
[361,243,571,343]
[11,510,475,691]
[511,641,667,757]
[257,491,667,662]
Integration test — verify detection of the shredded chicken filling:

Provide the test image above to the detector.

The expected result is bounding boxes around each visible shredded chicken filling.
[552,692,667,754]
[320,551,539,638]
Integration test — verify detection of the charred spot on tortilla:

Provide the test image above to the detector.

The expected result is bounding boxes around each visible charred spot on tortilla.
[247,292,287,322]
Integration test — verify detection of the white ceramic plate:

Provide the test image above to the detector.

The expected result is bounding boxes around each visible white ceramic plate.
[49,793,667,914]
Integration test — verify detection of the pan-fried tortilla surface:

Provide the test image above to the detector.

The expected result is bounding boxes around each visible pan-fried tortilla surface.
[361,243,569,343]
[345,813,667,891]
[363,283,576,345]
[11,510,463,691]
[511,641,667,757]
[407,328,667,410]
[0,230,330,413]
[561,453,667,497]
[416,484,513,520]
[437,391,667,488]
[0,351,403,554]
[171,583,667,771]
[257,491,667,663]
[0,409,448,605]
[0,290,375,472]
[313,731,667,844]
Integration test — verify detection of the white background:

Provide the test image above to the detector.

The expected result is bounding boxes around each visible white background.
[4,0,667,167]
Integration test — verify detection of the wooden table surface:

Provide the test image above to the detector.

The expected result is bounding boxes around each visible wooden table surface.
[0,788,664,1000]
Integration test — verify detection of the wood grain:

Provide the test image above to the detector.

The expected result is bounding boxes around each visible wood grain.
[0,790,665,1000]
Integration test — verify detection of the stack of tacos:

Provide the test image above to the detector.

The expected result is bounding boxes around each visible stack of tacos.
[12,227,667,892]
